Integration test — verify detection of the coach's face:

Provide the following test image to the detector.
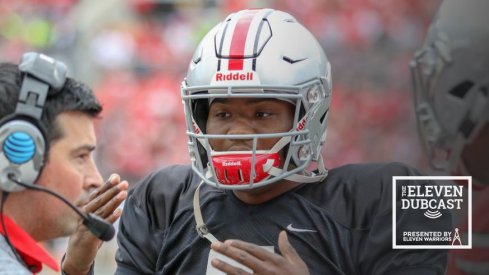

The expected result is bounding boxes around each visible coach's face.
[33,111,103,240]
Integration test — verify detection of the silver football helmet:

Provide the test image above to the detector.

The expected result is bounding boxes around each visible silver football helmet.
[181,8,331,190]
[411,0,489,175]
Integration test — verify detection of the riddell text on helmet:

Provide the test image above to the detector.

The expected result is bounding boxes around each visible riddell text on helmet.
[215,72,254,81]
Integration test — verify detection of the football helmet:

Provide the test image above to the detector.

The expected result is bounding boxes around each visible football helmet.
[181,8,331,189]
[411,0,489,176]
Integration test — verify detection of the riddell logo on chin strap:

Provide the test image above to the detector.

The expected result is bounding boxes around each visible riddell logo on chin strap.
[215,72,254,81]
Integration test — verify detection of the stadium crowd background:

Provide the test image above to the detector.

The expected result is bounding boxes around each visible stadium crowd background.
[0,0,441,273]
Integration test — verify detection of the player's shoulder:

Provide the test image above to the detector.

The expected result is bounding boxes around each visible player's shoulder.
[323,161,422,197]
[329,162,421,180]
[298,162,422,229]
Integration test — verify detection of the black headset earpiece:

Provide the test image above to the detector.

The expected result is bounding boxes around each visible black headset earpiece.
[0,52,67,192]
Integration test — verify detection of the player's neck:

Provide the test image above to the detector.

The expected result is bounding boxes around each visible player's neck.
[232,180,302,205]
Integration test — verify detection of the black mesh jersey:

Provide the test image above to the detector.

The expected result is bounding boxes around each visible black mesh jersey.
[115,162,447,275]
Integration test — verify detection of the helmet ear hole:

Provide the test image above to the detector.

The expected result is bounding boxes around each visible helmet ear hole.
[319,112,327,124]
[449,80,474,99]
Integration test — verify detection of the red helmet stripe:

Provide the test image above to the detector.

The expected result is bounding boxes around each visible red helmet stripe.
[228,9,259,70]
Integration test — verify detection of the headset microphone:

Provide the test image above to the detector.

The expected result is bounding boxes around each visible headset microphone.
[8,175,115,241]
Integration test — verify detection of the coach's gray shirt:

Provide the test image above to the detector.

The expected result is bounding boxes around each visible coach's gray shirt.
[0,235,31,275]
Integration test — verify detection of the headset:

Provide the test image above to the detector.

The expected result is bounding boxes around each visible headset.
[0,52,115,242]
[0,52,67,192]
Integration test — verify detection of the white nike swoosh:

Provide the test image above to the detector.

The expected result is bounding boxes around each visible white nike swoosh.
[286,224,317,233]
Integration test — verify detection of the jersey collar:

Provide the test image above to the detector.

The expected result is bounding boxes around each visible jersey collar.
[0,214,59,273]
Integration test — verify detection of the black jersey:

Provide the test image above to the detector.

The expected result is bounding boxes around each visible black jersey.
[115,163,447,275]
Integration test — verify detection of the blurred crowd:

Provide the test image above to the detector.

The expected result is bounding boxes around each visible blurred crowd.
[1,0,441,181]
[1,0,441,273]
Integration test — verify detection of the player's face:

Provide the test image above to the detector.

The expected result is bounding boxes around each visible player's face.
[33,111,103,240]
[206,98,294,153]
[461,123,489,184]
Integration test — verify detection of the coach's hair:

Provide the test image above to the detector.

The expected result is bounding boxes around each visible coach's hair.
[0,62,102,146]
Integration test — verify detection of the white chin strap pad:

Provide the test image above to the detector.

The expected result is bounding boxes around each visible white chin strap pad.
[194,180,219,243]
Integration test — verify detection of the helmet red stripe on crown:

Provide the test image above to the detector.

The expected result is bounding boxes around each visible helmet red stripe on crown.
[228,9,259,70]
[216,9,273,72]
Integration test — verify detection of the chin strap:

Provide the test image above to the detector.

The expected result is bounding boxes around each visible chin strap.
[266,154,328,183]
[264,136,328,183]
[193,180,219,244]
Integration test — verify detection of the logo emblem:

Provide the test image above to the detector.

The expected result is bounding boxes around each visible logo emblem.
[393,176,472,249]
[286,224,317,233]
[283,56,307,64]
[215,72,254,82]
